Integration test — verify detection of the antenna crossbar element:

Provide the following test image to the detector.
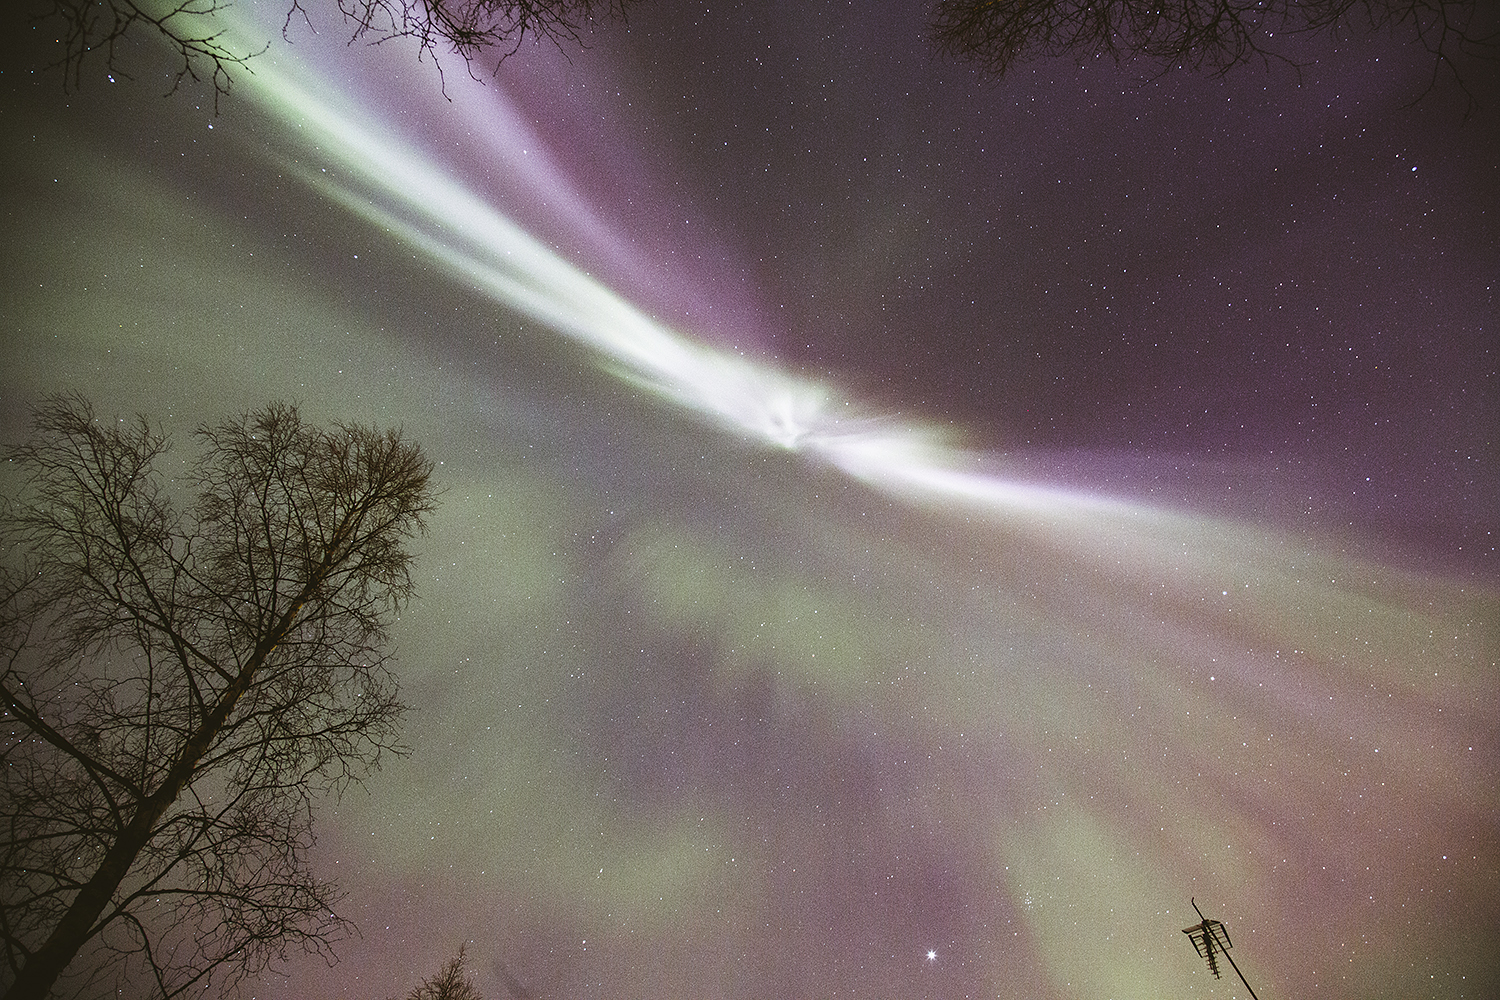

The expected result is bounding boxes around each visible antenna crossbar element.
[1182,899,1262,1000]
[1181,918,1230,977]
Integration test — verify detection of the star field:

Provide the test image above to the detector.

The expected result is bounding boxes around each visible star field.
[0,2,1496,999]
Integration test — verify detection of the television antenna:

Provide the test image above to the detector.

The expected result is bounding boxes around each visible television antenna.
[1182,898,1261,999]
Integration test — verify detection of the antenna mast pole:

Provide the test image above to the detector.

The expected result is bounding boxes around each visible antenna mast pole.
[1189,898,1262,1000]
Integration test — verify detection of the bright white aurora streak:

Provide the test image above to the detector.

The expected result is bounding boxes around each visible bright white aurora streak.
[49,10,1487,1000]
[215,8,1155,533]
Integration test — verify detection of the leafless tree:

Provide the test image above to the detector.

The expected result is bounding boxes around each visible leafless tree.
[0,395,436,1000]
[399,944,485,1000]
[32,0,635,101]
[931,0,1497,107]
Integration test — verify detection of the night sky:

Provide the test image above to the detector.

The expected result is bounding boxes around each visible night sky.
[1,2,1497,999]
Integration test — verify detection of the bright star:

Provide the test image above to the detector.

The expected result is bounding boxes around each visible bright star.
[926,948,938,962]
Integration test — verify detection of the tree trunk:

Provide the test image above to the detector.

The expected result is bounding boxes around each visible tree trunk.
[4,595,313,1000]
[4,790,178,1000]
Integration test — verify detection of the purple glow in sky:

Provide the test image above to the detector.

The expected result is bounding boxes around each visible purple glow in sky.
[1,2,1496,999]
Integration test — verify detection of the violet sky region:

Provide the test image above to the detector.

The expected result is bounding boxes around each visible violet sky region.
[1,2,1496,998]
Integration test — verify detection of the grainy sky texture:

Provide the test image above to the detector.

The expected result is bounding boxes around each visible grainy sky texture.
[1,2,1497,999]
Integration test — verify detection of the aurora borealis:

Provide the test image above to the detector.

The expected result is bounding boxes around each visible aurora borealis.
[1,2,1496,999]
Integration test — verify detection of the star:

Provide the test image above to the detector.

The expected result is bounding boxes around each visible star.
[926,949,938,963]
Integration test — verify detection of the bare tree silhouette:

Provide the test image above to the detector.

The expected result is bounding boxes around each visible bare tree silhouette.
[32,0,635,101]
[399,944,486,1000]
[0,395,436,1000]
[932,0,1497,108]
